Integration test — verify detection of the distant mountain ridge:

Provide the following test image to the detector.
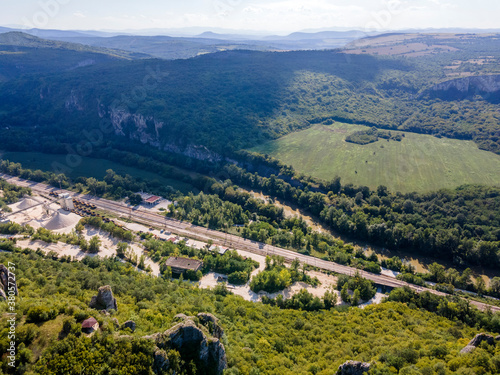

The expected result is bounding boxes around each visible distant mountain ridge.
[0,26,378,58]
[0,31,150,59]
[3,26,500,61]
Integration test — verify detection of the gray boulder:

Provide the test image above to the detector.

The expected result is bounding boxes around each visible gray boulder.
[148,315,227,375]
[153,348,169,374]
[0,264,17,300]
[173,313,190,321]
[122,320,136,332]
[198,312,224,339]
[460,333,496,354]
[337,361,371,375]
[89,285,118,311]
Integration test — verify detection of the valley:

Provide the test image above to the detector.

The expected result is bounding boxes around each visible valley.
[2,172,498,311]
[1,21,500,374]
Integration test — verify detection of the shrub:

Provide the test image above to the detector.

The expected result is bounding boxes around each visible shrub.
[228,271,249,285]
[26,305,57,323]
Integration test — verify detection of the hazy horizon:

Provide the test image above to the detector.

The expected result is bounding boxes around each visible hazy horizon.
[1,0,499,35]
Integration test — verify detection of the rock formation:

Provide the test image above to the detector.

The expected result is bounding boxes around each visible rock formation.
[460,333,497,354]
[422,74,500,101]
[122,320,136,332]
[89,285,118,311]
[144,314,227,375]
[337,361,371,375]
[152,348,170,374]
[430,75,500,94]
[0,264,17,301]
[173,313,189,321]
[197,312,224,339]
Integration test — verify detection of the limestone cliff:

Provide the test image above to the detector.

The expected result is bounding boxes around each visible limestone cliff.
[107,106,222,162]
[423,74,500,101]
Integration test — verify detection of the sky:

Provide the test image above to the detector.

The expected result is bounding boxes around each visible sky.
[2,0,500,34]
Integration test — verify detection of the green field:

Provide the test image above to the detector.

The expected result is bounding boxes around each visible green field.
[251,123,500,192]
[1,152,195,194]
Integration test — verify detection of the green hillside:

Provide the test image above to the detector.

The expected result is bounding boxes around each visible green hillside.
[1,250,499,374]
[1,37,500,156]
[251,123,500,192]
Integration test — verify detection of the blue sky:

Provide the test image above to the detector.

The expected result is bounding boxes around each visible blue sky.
[2,0,500,34]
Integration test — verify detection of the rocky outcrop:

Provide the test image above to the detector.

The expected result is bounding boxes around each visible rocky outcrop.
[89,285,118,311]
[460,333,497,354]
[122,320,136,332]
[145,314,227,375]
[108,107,222,162]
[65,89,84,111]
[0,264,17,301]
[153,348,170,374]
[163,143,222,162]
[337,361,371,375]
[430,75,500,94]
[109,108,163,147]
[197,313,224,339]
[174,313,189,321]
[423,74,500,101]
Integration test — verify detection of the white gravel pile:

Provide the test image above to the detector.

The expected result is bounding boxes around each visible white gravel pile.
[16,198,39,210]
[44,211,80,230]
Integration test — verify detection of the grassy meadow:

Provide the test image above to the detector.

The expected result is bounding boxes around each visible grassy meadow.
[251,123,500,192]
[0,152,196,194]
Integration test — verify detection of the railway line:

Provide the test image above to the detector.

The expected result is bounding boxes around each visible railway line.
[1,173,499,312]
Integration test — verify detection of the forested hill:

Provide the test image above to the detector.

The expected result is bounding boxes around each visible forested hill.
[1,33,500,156]
[0,32,148,82]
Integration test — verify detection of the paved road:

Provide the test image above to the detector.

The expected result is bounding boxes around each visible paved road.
[2,173,499,313]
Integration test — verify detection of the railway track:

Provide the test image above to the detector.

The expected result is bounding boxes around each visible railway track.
[1,173,499,312]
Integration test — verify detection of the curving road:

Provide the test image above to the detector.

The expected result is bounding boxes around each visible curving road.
[1,173,499,313]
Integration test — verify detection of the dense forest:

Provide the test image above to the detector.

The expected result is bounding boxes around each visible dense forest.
[1,33,500,157]
[1,249,500,374]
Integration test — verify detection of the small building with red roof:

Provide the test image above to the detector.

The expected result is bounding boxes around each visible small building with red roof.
[145,196,162,206]
[81,317,99,334]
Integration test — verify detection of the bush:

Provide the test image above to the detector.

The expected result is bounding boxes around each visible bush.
[337,272,376,302]
[26,305,57,323]
[228,271,249,285]
[185,269,202,281]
